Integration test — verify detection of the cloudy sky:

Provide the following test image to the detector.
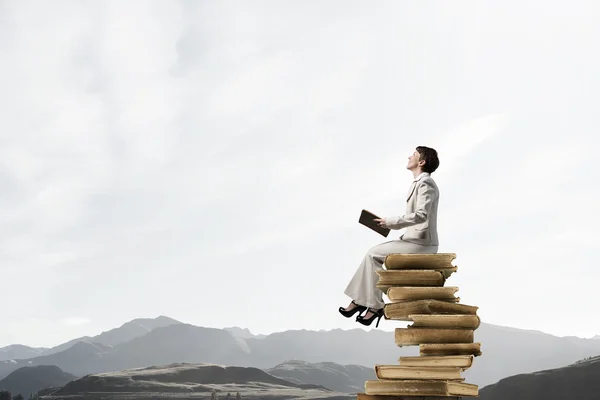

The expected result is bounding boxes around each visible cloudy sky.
[1,0,599,348]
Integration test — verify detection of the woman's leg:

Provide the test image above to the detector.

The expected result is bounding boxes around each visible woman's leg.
[343,239,438,312]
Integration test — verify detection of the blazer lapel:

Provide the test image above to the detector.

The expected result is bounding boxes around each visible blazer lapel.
[406,181,417,201]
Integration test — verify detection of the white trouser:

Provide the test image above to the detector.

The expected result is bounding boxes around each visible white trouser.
[344,239,439,309]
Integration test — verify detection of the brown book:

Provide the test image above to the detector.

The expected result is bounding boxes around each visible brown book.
[359,209,390,237]
[364,380,478,397]
[420,343,482,357]
[384,253,456,270]
[374,365,463,381]
[395,328,474,346]
[398,355,473,369]
[386,286,459,302]
[384,300,479,321]
[377,267,458,286]
[375,270,446,291]
[440,268,457,279]
[408,314,481,329]
[357,394,462,400]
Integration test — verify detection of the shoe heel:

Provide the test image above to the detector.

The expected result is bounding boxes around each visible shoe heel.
[356,308,384,327]
[339,301,367,318]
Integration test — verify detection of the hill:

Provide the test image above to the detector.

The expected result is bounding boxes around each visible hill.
[0,365,76,397]
[267,360,375,393]
[463,323,600,385]
[42,363,351,400]
[479,355,600,400]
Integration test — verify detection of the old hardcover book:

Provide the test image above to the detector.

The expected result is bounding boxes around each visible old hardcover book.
[387,286,459,302]
[407,314,481,329]
[377,267,459,285]
[357,395,461,400]
[364,380,478,397]
[384,300,479,321]
[375,270,446,290]
[398,355,474,369]
[420,343,482,357]
[384,253,456,270]
[395,328,474,346]
[359,209,390,237]
[374,365,463,381]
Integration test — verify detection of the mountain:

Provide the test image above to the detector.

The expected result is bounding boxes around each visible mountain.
[3,317,600,389]
[42,363,351,400]
[267,360,376,393]
[40,337,94,357]
[91,315,181,347]
[479,355,600,400]
[244,328,397,368]
[0,345,47,362]
[108,324,252,370]
[41,315,181,356]
[0,365,76,397]
[463,323,600,386]
[0,324,249,379]
[225,327,267,339]
[0,341,110,380]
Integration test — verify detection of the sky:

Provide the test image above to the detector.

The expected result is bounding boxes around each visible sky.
[1,0,599,348]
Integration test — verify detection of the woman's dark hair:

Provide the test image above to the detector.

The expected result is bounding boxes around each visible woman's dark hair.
[416,146,439,173]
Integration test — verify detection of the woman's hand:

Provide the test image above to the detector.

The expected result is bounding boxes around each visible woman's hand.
[374,218,387,228]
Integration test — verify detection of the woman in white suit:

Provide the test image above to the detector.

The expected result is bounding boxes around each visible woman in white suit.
[339,146,440,328]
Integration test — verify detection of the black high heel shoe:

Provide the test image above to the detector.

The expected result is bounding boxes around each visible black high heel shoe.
[356,308,384,327]
[339,300,367,318]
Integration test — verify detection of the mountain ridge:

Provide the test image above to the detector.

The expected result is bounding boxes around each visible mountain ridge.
[2,316,600,389]
[0,345,49,362]
[0,315,182,361]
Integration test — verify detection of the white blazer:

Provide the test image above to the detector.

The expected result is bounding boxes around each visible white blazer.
[383,172,439,246]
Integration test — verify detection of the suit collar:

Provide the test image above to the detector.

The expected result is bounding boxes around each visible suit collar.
[407,172,430,201]
[413,172,430,182]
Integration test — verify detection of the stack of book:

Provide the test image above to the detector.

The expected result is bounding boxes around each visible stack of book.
[358,253,481,399]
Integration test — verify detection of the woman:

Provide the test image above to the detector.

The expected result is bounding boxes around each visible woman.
[339,146,440,327]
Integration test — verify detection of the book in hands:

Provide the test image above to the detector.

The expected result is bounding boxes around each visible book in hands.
[359,209,390,237]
